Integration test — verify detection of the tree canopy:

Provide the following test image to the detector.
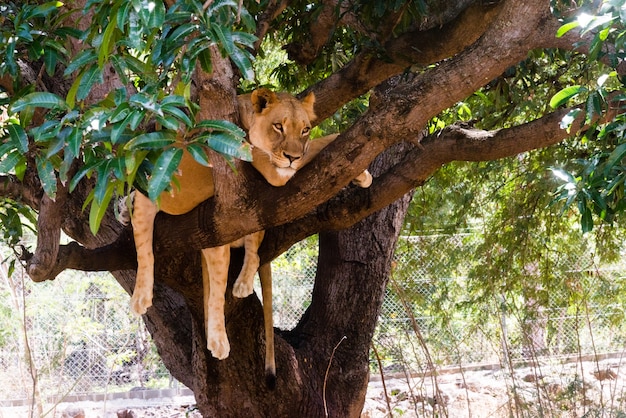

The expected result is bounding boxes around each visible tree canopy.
[2,0,626,416]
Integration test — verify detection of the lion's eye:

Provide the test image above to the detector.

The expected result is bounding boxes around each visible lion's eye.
[273,123,283,132]
[302,127,311,136]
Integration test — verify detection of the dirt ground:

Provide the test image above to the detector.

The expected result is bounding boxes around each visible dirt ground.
[2,357,625,417]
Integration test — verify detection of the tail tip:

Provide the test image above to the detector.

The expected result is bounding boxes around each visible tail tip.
[265,370,276,389]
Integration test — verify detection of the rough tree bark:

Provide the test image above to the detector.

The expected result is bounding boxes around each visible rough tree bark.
[0,0,603,416]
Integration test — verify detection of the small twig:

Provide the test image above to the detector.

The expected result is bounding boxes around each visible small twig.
[323,335,347,417]
[371,343,394,418]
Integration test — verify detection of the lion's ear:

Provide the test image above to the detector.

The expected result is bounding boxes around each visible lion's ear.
[251,88,278,113]
[300,92,316,121]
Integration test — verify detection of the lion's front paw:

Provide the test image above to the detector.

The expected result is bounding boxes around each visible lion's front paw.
[232,277,254,298]
[130,290,152,316]
[207,333,230,360]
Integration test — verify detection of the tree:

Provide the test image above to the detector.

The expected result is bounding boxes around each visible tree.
[0,0,620,416]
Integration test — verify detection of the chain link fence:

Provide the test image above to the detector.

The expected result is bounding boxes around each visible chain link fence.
[1,232,626,403]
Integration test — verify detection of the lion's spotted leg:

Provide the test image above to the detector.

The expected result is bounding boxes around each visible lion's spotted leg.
[130,193,159,315]
[232,231,265,298]
[259,262,276,388]
[201,245,231,360]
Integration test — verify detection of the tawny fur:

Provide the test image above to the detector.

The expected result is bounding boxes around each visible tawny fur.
[129,88,373,383]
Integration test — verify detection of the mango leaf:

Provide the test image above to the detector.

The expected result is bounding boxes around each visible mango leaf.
[98,12,118,68]
[124,149,149,189]
[186,143,210,167]
[229,47,255,81]
[212,24,235,55]
[64,49,97,75]
[36,154,57,198]
[162,104,193,127]
[581,206,594,233]
[556,20,580,38]
[11,92,69,112]
[195,119,245,138]
[130,93,161,115]
[76,65,103,101]
[0,151,24,174]
[89,182,115,235]
[148,147,183,200]
[126,131,176,150]
[127,109,146,131]
[7,123,28,153]
[155,114,180,131]
[27,1,63,19]
[43,48,58,76]
[67,127,82,156]
[549,85,587,108]
[197,48,212,74]
[605,142,626,175]
[202,132,252,161]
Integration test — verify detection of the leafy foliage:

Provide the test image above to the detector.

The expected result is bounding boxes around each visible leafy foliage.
[549,0,626,231]
[0,0,255,235]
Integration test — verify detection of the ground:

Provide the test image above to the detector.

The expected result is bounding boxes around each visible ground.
[1,357,624,417]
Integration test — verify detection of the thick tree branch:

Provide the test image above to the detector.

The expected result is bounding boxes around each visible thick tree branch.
[52,100,594,275]
[254,0,290,51]
[25,181,69,282]
[307,1,505,121]
[0,174,41,208]
[260,103,599,261]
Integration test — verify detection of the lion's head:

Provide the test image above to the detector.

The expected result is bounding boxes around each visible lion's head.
[238,88,316,186]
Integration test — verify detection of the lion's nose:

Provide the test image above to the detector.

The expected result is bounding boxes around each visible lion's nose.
[283,152,301,163]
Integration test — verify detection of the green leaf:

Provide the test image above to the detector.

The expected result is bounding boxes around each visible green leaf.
[195,119,245,138]
[212,24,235,55]
[64,49,98,76]
[125,149,149,188]
[186,143,210,167]
[198,48,212,73]
[28,1,63,19]
[67,127,82,158]
[36,154,57,198]
[130,93,161,114]
[556,20,580,38]
[99,12,118,68]
[605,142,626,175]
[155,114,180,131]
[550,85,587,108]
[89,182,115,235]
[581,207,594,233]
[581,14,615,34]
[586,92,603,122]
[148,147,183,200]
[202,132,252,161]
[229,47,255,81]
[0,151,24,174]
[125,131,177,150]
[7,123,28,153]
[11,92,69,112]
[162,105,193,127]
[43,48,58,76]
[76,65,103,101]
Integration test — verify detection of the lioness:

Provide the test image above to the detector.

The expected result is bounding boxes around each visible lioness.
[129,88,372,385]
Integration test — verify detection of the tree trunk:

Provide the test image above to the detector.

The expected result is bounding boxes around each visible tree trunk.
[120,145,412,416]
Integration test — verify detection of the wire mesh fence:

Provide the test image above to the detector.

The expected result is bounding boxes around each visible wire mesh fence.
[1,232,626,404]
